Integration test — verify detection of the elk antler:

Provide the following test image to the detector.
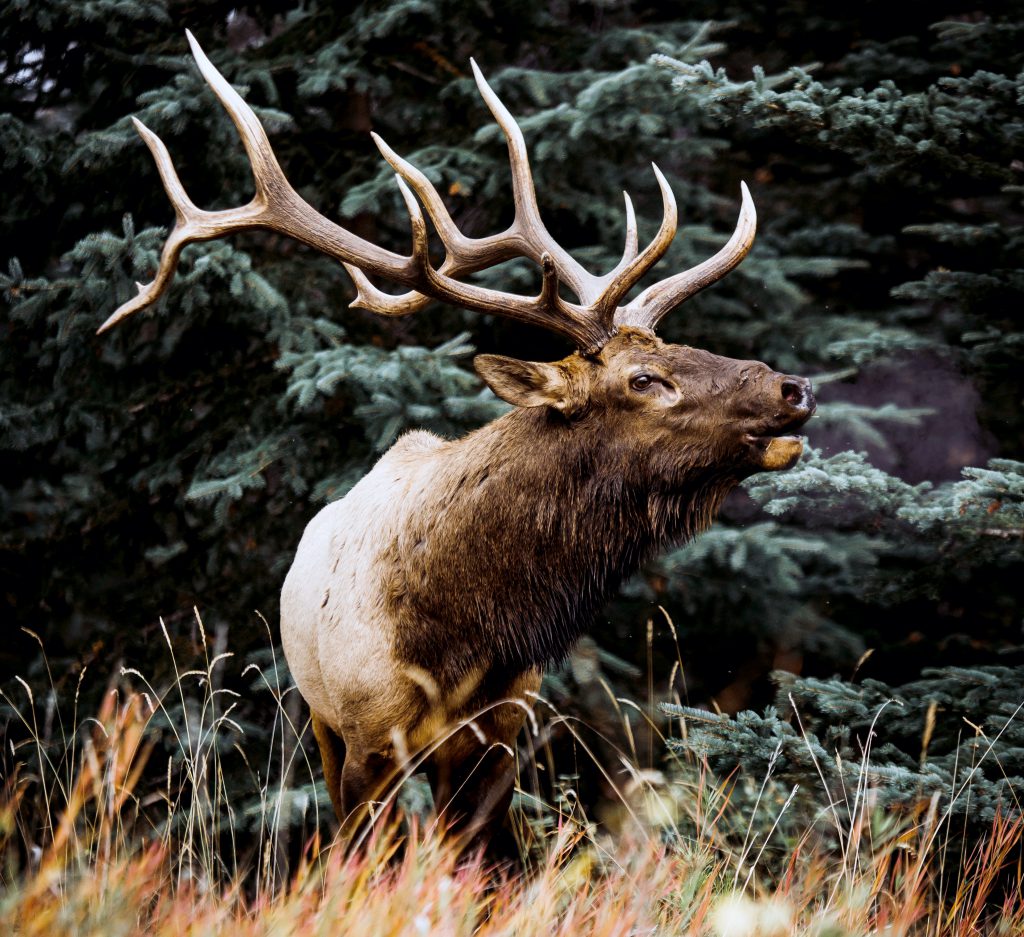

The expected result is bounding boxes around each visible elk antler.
[98,32,756,352]
[615,182,756,332]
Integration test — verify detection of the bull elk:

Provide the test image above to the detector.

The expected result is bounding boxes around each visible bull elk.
[99,33,816,856]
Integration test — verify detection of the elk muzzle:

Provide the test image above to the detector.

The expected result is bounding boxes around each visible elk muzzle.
[746,373,816,471]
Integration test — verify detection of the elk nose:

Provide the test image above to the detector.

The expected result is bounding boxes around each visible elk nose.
[780,376,815,413]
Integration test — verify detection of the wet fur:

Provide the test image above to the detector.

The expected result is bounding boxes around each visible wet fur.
[386,405,737,687]
[279,327,812,849]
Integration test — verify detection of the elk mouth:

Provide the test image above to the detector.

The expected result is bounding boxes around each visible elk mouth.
[744,415,812,471]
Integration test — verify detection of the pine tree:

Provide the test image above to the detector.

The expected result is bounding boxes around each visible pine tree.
[2,0,1021,862]
[652,2,1024,859]
[664,661,1024,854]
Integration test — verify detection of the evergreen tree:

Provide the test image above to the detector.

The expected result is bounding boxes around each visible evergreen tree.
[664,661,1024,855]
[651,2,1024,856]
[2,0,1021,861]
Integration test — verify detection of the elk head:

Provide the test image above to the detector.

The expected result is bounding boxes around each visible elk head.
[98,32,815,477]
[476,329,814,484]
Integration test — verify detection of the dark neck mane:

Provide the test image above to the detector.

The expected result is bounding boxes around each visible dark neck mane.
[389,408,736,685]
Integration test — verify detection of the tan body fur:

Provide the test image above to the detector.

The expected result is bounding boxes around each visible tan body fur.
[281,422,545,841]
[281,428,542,763]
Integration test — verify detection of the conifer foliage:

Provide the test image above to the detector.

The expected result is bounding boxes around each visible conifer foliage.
[2,0,1021,857]
[649,3,1024,843]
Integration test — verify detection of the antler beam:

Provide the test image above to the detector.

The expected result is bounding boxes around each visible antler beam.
[98,32,756,351]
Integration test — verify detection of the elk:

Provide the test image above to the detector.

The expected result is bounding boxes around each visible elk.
[99,33,815,855]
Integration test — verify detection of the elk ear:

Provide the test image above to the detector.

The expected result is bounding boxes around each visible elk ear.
[474,354,573,410]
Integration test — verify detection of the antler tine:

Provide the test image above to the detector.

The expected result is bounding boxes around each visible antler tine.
[389,192,589,347]
[99,32,415,335]
[468,59,600,304]
[617,182,757,331]
[97,116,230,332]
[342,132,457,318]
[372,132,472,259]
[621,192,639,262]
[393,170,576,333]
[589,163,677,320]
[184,30,288,201]
[344,131,517,317]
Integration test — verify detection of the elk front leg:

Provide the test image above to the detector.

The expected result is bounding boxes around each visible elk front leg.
[338,745,400,845]
[428,739,522,862]
[427,669,541,863]
[312,715,397,846]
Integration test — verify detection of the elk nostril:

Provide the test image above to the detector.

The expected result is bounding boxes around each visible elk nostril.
[781,380,805,407]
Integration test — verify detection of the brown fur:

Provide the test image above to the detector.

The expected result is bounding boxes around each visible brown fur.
[280,326,815,855]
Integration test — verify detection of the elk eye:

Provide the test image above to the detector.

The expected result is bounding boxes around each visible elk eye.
[630,374,655,391]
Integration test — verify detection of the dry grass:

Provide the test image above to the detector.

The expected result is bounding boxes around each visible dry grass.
[1,614,1022,936]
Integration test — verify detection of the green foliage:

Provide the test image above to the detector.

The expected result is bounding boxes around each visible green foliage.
[648,5,1024,871]
[2,0,1022,881]
[653,17,1024,417]
[665,663,1024,835]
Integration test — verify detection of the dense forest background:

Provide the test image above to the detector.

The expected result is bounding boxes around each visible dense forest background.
[2,0,1022,856]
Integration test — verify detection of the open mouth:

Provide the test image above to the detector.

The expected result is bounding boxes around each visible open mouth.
[745,430,804,450]
[744,415,810,450]
[744,416,812,470]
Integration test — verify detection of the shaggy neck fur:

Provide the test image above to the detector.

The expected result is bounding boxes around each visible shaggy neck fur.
[387,406,738,688]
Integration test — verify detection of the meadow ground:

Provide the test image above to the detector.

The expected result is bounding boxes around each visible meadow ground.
[2,619,1022,936]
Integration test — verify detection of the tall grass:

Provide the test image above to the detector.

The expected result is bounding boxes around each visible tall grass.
[1,612,1022,936]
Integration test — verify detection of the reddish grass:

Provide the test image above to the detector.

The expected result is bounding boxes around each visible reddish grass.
[2,653,1022,935]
